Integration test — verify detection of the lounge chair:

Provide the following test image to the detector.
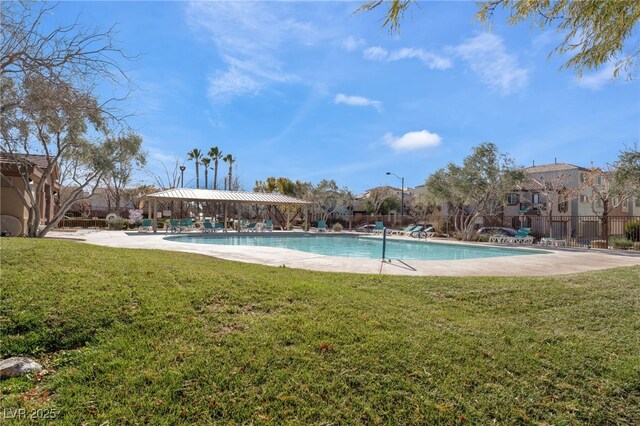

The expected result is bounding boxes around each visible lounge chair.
[373,221,385,234]
[245,222,258,232]
[138,219,153,232]
[416,226,436,239]
[180,218,194,231]
[264,219,273,232]
[203,221,214,233]
[165,219,181,234]
[504,228,534,244]
[409,225,427,238]
[310,220,328,232]
[390,224,416,236]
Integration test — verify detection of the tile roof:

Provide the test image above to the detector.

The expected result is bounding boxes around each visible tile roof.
[525,163,589,173]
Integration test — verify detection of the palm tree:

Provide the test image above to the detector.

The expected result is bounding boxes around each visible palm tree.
[223,154,236,191]
[207,147,223,190]
[201,157,211,189]
[187,148,202,188]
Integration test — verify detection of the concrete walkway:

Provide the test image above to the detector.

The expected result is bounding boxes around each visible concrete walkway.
[47,230,640,276]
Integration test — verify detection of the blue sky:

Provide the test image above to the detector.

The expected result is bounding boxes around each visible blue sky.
[53,1,639,193]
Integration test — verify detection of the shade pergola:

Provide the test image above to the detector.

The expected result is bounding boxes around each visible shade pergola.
[144,188,312,232]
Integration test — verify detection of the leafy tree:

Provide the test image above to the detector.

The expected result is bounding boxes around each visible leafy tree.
[101,133,146,212]
[526,172,577,239]
[581,147,640,241]
[1,76,143,237]
[208,146,223,190]
[201,157,211,189]
[425,143,525,241]
[187,149,202,189]
[358,0,640,78]
[254,177,312,227]
[364,187,396,215]
[310,179,352,222]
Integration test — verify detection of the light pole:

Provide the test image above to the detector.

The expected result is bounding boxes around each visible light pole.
[386,172,404,225]
[179,166,186,218]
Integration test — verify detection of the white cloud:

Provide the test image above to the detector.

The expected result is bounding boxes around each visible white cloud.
[208,69,261,102]
[334,93,382,112]
[363,46,451,70]
[383,130,442,151]
[342,36,366,52]
[451,33,529,93]
[388,48,452,70]
[576,62,616,90]
[186,2,319,103]
[363,46,389,61]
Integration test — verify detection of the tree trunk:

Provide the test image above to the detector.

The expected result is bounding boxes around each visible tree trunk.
[213,161,218,190]
[195,161,200,189]
[601,199,609,242]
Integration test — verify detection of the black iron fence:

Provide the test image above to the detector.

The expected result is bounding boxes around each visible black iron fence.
[481,215,640,246]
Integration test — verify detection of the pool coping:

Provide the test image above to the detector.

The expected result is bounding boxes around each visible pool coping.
[44,230,640,276]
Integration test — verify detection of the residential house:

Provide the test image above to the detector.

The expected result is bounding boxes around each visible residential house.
[0,154,60,236]
[503,162,638,240]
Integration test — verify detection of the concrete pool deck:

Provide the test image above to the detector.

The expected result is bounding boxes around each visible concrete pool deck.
[46,229,640,276]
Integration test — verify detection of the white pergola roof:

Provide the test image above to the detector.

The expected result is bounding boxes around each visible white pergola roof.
[145,188,312,206]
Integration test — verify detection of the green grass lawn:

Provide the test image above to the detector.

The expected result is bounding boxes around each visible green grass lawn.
[1,238,639,424]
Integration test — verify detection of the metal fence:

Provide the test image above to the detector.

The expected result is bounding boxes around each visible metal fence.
[56,218,109,229]
[481,215,640,246]
[349,213,640,245]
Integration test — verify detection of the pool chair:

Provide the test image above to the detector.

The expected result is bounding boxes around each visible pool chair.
[390,224,417,236]
[166,219,181,234]
[504,228,534,244]
[138,219,153,232]
[373,221,385,234]
[180,218,194,231]
[417,226,436,239]
[245,222,258,232]
[202,221,214,233]
[264,219,273,232]
[310,220,328,232]
[409,225,427,238]
[214,222,225,232]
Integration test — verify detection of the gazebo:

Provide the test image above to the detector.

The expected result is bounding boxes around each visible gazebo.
[144,188,312,232]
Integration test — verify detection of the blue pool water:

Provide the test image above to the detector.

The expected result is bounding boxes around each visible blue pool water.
[165,234,548,260]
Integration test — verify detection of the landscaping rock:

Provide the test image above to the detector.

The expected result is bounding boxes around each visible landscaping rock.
[0,357,43,379]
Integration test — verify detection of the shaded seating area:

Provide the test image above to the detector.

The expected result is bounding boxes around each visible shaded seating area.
[144,189,312,233]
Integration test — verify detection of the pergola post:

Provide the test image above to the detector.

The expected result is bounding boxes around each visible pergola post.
[235,203,240,231]
[303,206,308,231]
[223,203,228,232]
[152,199,158,233]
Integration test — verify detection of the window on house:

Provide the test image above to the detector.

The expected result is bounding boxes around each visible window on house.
[558,194,568,213]
[622,198,629,212]
[532,192,540,205]
[635,198,640,208]
[596,175,602,185]
[580,173,586,183]
[580,195,589,203]
[506,193,519,205]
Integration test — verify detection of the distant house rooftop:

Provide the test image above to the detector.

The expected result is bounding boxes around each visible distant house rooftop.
[525,163,590,173]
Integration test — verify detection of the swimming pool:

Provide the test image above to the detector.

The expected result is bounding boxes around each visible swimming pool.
[165,234,548,261]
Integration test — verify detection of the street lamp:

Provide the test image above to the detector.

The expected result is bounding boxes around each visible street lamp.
[386,171,404,225]
[179,166,186,188]
[179,166,186,218]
